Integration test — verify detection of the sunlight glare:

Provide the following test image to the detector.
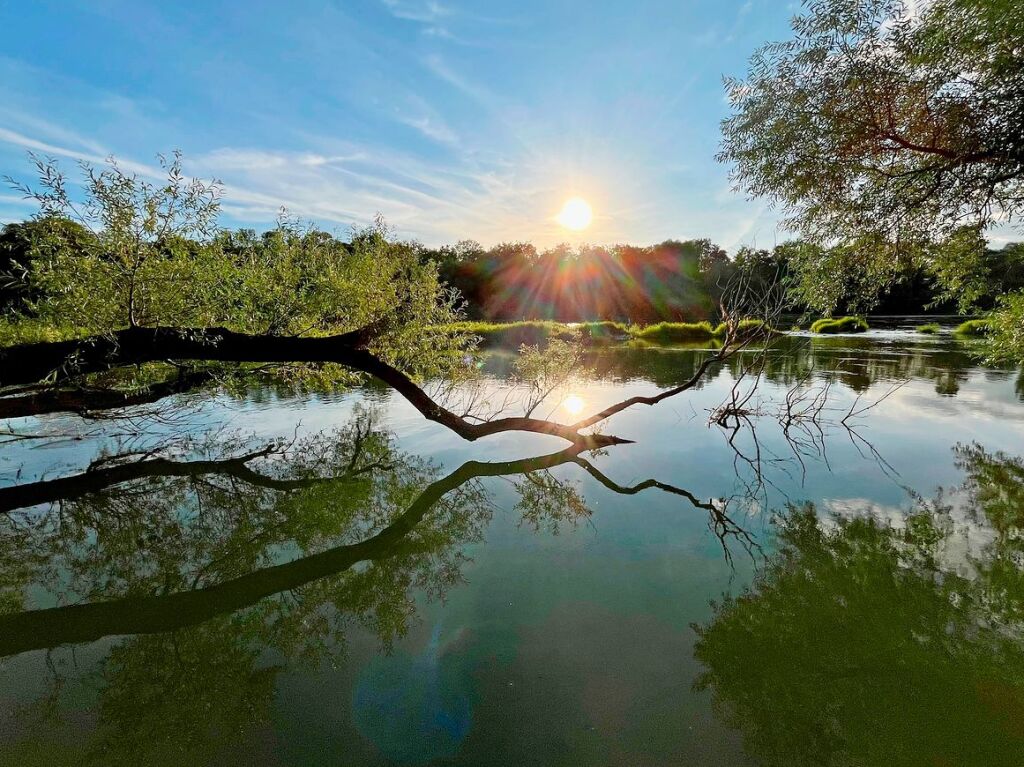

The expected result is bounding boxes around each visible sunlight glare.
[563,394,585,415]
[556,197,593,231]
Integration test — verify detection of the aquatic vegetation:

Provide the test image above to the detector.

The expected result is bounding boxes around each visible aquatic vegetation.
[809,316,869,334]
[916,323,941,334]
[953,319,991,337]
[630,321,718,342]
[446,318,778,347]
[441,320,630,347]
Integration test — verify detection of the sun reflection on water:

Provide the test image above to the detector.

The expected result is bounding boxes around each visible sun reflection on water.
[562,394,585,415]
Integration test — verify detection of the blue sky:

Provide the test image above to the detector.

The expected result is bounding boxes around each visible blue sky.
[0,0,798,249]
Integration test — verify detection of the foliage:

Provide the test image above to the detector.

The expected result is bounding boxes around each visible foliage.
[449,318,777,348]
[720,0,1024,356]
[0,315,91,346]
[0,215,96,313]
[7,151,222,330]
[809,316,869,334]
[0,411,629,761]
[916,323,940,334]
[2,154,474,386]
[511,332,587,417]
[442,320,582,348]
[986,292,1024,362]
[721,0,1024,247]
[419,238,726,323]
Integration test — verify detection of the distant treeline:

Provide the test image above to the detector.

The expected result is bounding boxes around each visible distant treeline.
[3,216,1022,323]
[416,238,1024,322]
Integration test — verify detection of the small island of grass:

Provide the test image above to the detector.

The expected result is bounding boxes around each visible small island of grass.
[953,319,991,337]
[809,316,869,334]
[444,318,778,347]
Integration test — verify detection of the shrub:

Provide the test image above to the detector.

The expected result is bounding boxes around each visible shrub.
[809,316,869,334]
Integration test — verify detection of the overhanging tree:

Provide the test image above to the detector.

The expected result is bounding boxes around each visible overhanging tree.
[720,0,1024,357]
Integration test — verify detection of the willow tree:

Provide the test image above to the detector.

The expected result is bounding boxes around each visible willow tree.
[720,0,1024,358]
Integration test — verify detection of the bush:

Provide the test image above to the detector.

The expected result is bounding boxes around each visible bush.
[809,316,869,334]
[952,319,990,337]
[916,323,941,334]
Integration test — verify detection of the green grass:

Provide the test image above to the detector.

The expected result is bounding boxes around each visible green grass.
[634,318,776,343]
[631,320,718,342]
[713,318,777,338]
[577,320,631,340]
[443,320,571,347]
[442,318,778,347]
[952,318,991,337]
[916,323,941,334]
[809,316,869,334]
[443,319,632,347]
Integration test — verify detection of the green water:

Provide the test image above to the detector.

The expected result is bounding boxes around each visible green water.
[1,329,1023,765]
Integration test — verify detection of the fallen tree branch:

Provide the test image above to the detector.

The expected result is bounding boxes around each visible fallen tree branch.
[0,324,730,445]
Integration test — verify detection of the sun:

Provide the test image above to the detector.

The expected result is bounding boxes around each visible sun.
[556,197,593,231]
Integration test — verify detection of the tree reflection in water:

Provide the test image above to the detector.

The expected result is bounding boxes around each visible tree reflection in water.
[694,444,1024,766]
[0,408,739,764]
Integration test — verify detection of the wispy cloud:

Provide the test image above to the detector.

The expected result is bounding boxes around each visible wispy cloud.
[380,0,455,38]
[380,0,451,24]
[694,0,755,46]
[0,125,165,180]
[0,0,780,250]
[399,114,458,145]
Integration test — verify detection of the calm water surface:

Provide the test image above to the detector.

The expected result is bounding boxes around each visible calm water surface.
[1,329,1023,765]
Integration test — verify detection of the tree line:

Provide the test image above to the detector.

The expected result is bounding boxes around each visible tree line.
[6,214,1022,326]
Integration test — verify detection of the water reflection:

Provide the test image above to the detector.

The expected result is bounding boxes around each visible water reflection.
[568,334,1016,398]
[0,409,736,764]
[0,332,1022,764]
[695,444,1024,766]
